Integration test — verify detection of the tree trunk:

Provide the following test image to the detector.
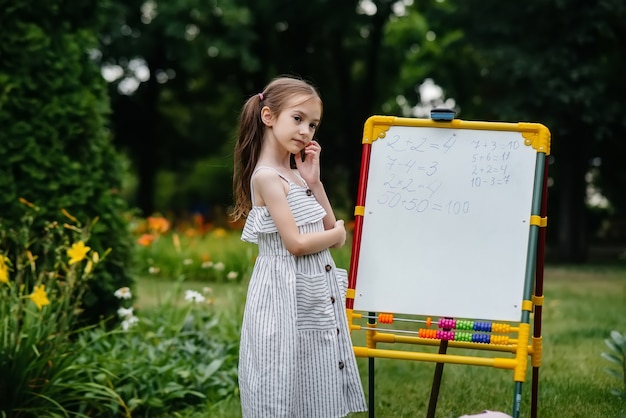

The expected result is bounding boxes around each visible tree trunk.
[554,133,589,262]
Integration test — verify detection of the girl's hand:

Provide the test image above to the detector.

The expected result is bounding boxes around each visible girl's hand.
[295,140,321,185]
[331,219,346,248]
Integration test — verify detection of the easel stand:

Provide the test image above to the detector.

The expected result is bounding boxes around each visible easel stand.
[346,113,551,417]
[426,319,452,418]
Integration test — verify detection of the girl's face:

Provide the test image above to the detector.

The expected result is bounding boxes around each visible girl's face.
[263,94,321,155]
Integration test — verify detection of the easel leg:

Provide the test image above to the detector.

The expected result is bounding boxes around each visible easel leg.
[530,157,549,418]
[368,311,376,418]
[531,368,539,418]
[369,357,375,418]
[426,339,449,418]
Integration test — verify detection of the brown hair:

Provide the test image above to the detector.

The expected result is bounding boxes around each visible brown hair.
[231,76,322,221]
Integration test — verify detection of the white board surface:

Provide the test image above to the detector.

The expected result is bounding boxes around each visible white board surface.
[352,125,538,322]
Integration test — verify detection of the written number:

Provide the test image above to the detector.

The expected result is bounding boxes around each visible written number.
[447,200,470,215]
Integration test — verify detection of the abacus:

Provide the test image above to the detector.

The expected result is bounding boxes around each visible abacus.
[367,313,515,344]
[347,114,550,418]
[348,311,535,356]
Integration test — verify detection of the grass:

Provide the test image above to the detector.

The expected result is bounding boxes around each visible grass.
[136,264,626,418]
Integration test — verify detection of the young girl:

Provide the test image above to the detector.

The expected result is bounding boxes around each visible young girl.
[232,76,367,417]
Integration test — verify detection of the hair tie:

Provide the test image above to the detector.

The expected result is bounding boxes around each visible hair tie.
[258,93,264,101]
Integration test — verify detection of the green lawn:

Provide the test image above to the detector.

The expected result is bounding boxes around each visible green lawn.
[137,265,626,418]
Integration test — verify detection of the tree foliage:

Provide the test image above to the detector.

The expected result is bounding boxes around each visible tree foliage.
[408,0,626,260]
[98,0,626,261]
[0,0,134,324]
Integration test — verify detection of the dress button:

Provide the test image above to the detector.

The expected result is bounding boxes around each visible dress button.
[325,264,332,272]
[306,189,312,196]
[338,361,345,370]
[330,296,335,304]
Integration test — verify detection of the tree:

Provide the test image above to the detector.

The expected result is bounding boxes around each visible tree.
[100,0,429,216]
[406,0,626,261]
[0,0,134,323]
[99,0,257,216]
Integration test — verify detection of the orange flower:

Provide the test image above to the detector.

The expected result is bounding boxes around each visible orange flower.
[137,234,155,246]
[147,216,170,234]
[193,213,204,229]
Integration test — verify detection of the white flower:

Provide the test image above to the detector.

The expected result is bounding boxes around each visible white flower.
[226,271,238,280]
[213,261,225,271]
[201,261,214,269]
[114,287,132,300]
[121,315,139,331]
[183,258,193,265]
[202,287,213,294]
[148,266,160,274]
[117,307,134,318]
[185,289,206,303]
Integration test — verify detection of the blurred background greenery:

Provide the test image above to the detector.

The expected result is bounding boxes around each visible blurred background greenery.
[4,0,625,264]
[1,1,626,415]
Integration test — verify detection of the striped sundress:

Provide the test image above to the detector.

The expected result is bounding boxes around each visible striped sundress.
[239,167,367,418]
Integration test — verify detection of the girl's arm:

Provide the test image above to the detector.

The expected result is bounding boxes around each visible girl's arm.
[295,140,337,230]
[305,180,336,231]
[253,169,345,256]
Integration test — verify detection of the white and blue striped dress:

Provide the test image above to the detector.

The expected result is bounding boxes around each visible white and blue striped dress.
[239,168,367,418]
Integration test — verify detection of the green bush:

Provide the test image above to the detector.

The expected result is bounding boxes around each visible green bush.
[75,280,240,417]
[0,0,135,325]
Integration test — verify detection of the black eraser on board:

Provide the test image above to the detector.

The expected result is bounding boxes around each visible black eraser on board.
[430,108,456,121]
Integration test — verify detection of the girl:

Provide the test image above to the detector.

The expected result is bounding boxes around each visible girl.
[232,76,367,417]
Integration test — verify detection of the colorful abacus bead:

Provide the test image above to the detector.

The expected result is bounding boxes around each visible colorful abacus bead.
[492,322,511,333]
[437,330,455,340]
[473,321,492,332]
[378,313,394,324]
[472,333,491,344]
[455,332,473,342]
[490,335,510,345]
[419,328,438,339]
[438,318,456,329]
[456,320,473,330]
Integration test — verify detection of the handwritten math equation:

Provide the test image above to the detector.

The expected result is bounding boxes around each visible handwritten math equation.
[373,133,523,215]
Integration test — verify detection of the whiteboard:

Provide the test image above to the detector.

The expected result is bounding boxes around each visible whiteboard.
[352,124,538,322]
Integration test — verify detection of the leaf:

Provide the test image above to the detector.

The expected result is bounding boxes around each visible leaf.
[202,358,225,379]
[603,367,623,379]
[609,330,625,346]
[601,352,623,365]
[605,338,624,355]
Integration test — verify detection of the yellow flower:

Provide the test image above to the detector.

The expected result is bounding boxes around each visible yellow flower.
[29,285,50,310]
[0,255,9,284]
[213,228,227,238]
[67,241,91,265]
[84,259,94,275]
